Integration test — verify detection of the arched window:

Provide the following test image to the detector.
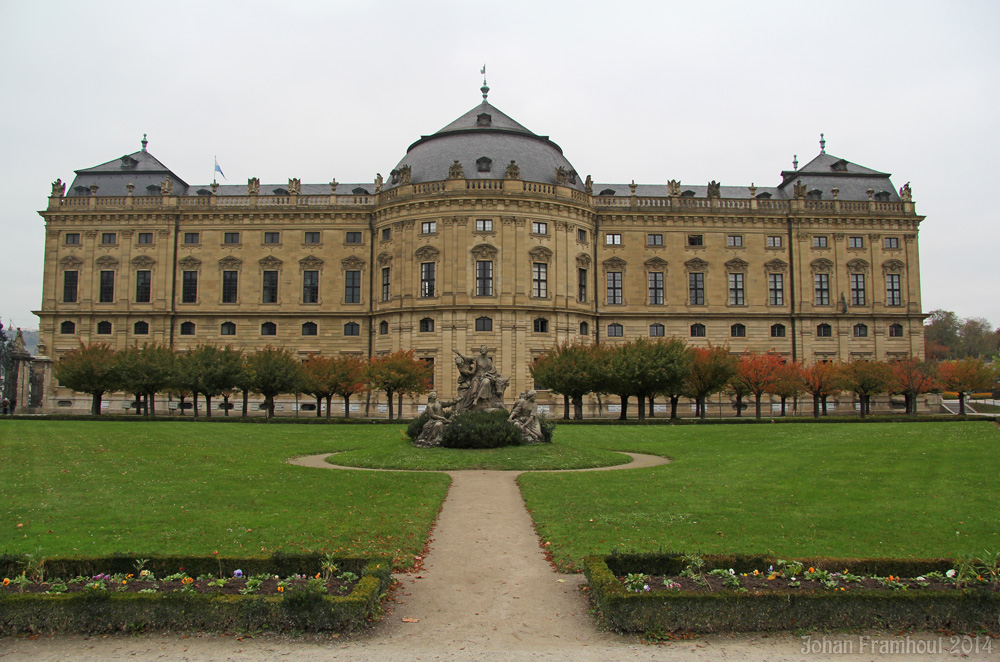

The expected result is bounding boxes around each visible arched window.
[221,321,236,336]
[301,322,317,336]
[419,317,435,332]
[133,321,149,335]
[690,323,706,338]
[649,323,665,337]
[816,323,832,337]
[579,321,589,336]
[180,321,195,335]
[475,316,492,331]
[731,323,746,338]
[60,321,76,334]
[771,323,786,338]
[344,322,360,336]
[379,320,389,335]
[607,322,624,337]
[261,322,277,336]
[853,323,868,338]
[888,323,904,338]
[533,318,549,333]
[97,321,112,335]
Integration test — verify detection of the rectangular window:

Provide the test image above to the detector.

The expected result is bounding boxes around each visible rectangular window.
[224,232,240,244]
[850,273,866,306]
[181,271,196,303]
[421,221,436,234]
[381,267,391,301]
[381,228,391,242]
[532,221,548,235]
[607,271,623,305]
[849,236,864,249]
[813,235,828,248]
[886,273,902,306]
[578,268,588,303]
[64,232,80,245]
[183,232,199,245]
[647,233,663,246]
[420,262,435,297]
[138,232,153,245]
[532,263,548,298]
[648,272,664,305]
[345,231,362,244]
[101,232,116,245]
[303,270,319,303]
[262,270,278,303]
[476,219,493,232]
[728,273,745,305]
[767,235,783,248]
[345,270,361,303]
[476,260,493,296]
[689,272,705,305]
[63,270,78,303]
[578,229,587,243]
[768,273,784,306]
[99,270,115,303]
[264,232,280,244]
[688,235,704,247]
[606,233,622,245]
[815,273,830,306]
[727,235,743,247]
[304,231,321,244]
[884,236,900,249]
[222,271,238,303]
[136,270,152,303]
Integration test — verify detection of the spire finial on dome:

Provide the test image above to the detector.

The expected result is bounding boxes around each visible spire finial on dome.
[480,64,490,100]
[819,132,826,154]
[792,154,798,170]
[141,133,148,151]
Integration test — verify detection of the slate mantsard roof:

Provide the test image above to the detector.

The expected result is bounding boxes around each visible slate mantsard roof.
[64,99,901,202]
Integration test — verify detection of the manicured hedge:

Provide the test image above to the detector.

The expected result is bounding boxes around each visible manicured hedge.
[0,555,391,634]
[585,554,999,634]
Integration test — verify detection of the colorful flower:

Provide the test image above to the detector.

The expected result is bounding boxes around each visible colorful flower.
[233,569,243,578]
[277,586,284,593]
[2,578,9,586]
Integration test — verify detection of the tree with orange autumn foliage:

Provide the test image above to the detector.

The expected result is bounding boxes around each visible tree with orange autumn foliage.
[300,354,367,418]
[938,358,995,415]
[683,346,737,419]
[365,349,432,420]
[837,359,894,418]
[891,357,938,416]
[772,361,805,416]
[801,361,841,418]
[733,351,786,419]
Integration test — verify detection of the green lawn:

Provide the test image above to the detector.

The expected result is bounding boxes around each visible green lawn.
[518,421,1000,571]
[0,420,448,568]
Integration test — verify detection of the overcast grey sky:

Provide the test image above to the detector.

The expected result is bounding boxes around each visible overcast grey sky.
[1,0,996,332]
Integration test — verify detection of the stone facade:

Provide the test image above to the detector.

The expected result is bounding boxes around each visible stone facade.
[34,97,925,416]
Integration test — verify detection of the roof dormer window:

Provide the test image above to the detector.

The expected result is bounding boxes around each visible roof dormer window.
[807,189,823,200]
[476,113,492,127]
[145,184,161,195]
[352,187,370,195]
[567,170,578,185]
[830,159,849,172]
[390,169,400,185]
[599,189,616,196]
[272,188,288,195]
[476,157,492,173]
[874,191,891,202]
[196,188,212,196]
[74,185,90,196]
[756,192,772,199]
[120,155,138,169]
[681,190,696,197]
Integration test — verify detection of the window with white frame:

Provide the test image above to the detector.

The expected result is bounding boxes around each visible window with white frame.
[532,263,548,297]
[728,273,745,305]
[606,233,622,245]
[886,273,902,306]
[648,272,664,305]
[768,273,784,306]
[607,271,622,304]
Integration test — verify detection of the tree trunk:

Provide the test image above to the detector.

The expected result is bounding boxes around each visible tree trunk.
[223,394,230,416]
[636,395,646,422]
[344,394,351,418]
[241,389,249,418]
[958,393,966,415]
[398,392,403,419]
[563,394,570,420]
[386,390,394,420]
[149,392,156,417]
[735,395,743,417]
[316,395,323,417]
[325,395,332,419]
[204,394,213,418]
[91,391,103,416]
[669,395,679,420]
[698,396,707,420]
[572,395,583,420]
[264,395,274,419]
[648,395,655,418]
[754,393,762,420]
[857,394,866,419]
[192,392,199,418]
[780,395,787,416]
[821,396,828,416]
[618,395,628,420]
[179,395,186,416]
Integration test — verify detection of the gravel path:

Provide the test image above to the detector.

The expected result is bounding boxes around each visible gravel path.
[2,452,988,661]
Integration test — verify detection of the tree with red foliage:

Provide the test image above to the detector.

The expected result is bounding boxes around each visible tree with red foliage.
[891,357,938,416]
[801,361,841,418]
[530,341,601,419]
[733,351,786,419]
[683,346,737,419]
[365,349,432,420]
[772,361,805,416]
[938,358,995,415]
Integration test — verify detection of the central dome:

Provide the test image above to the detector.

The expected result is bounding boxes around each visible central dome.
[385,100,584,190]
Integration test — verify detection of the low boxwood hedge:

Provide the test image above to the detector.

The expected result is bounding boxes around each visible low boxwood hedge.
[0,554,391,634]
[585,554,1000,634]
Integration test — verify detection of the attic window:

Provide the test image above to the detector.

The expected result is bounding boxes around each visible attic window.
[74,186,89,196]
[272,188,288,195]
[476,113,492,127]
[874,191,891,202]
[599,189,616,196]
[807,189,823,200]
[756,192,772,199]
[145,184,161,195]
[830,159,849,172]
[390,169,400,185]
[196,188,212,196]
[680,190,696,197]
[120,155,138,169]
[476,157,492,173]
[352,187,370,195]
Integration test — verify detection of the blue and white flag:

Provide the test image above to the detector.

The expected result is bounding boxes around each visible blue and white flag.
[214,157,226,180]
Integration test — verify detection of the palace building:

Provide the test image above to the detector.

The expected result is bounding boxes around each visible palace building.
[34,86,925,415]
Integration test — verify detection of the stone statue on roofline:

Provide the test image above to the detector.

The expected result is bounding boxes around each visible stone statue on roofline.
[900,182,912,202]
[504,160,521,180]
[51,178,65,198]
[448,160,465,179]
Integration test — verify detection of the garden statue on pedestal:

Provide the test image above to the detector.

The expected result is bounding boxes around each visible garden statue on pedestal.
[452,345,509,413]
[508,390,544,444]
[414,391,451,448]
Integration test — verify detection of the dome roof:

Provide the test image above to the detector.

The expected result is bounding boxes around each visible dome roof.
[385,101,584,191]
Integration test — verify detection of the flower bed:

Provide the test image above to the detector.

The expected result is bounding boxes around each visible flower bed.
[584,553,1000,633]
[0,553,391,634]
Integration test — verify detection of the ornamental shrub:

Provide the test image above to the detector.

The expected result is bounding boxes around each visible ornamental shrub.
[440,410,522,449]
[539,415,555,443]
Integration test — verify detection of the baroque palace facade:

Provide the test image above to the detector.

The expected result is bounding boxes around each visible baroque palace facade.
[34,90,925,415]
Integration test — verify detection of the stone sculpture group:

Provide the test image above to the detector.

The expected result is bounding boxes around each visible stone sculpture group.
[414,345,544,447]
